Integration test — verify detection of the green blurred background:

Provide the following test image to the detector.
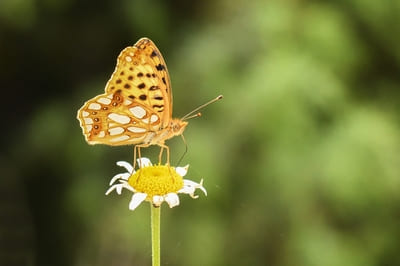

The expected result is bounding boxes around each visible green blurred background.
[1,0,400,265]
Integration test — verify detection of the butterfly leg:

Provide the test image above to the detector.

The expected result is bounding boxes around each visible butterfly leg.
[158,144,177,181]
[133,145,138,168]
[157,144,170,166]
[134,144,150,168]
[158,146,163,165]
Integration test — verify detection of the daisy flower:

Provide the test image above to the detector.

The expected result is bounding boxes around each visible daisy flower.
[105,158,207,210]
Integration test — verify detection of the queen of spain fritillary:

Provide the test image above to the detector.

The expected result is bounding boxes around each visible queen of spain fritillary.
[77,37,222,165]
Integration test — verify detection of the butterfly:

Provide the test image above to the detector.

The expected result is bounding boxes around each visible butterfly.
[77,37,221,165]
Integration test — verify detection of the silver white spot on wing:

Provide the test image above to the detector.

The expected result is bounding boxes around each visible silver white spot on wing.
[82,111,89,117]
[97,97,111,105]
[150,114,159,123]
[124,99,132,105]
[127,126,146,133]
[108,113,131,124]
[98,131,105,138]
[110,135,130,142]
[129,106,146,119]
[84,118,93,124]
[142,115,159,124]
[88,103,101,110]
[125,56,132,62]
[86,125,92,131]
[108,127,125,136]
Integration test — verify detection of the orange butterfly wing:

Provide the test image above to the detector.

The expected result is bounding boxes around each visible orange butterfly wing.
[77,38,173,145]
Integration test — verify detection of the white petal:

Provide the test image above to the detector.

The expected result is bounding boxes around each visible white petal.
[182,179,199,187]
[175,164,189,177]
[105,184,123,195]
[129,193,147,210]
[197,179,207,196]
[109,173,130,185]
[179,186,197,197]
[179,179,207,198]
[106,184,124,195]
[137,157,152,168]
[120,182,135,192]
[105,186,116,195]
[152,195,164,207]
[105,182,134,195]
[117,161,134,174]
[115,185,124,194]
[165,193,180,208]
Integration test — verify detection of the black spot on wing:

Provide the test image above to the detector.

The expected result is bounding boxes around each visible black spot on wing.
[138,83,146,89]
[139,94,147,100]
[156,64,165,71]
[149,86,159,91]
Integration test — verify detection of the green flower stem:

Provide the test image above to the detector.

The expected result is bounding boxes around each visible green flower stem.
[151,204,161,266]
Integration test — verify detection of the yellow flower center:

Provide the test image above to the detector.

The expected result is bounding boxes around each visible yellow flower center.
[128,165,184,199]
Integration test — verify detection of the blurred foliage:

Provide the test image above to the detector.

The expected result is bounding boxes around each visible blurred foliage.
[1,0,400,265]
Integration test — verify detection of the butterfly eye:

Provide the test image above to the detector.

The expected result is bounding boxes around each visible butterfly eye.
[172,124,180,131]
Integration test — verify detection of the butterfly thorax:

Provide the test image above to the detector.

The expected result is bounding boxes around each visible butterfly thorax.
[147,119,187,145]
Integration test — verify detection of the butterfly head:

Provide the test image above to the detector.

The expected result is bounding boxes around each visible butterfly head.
[170,119,188,137]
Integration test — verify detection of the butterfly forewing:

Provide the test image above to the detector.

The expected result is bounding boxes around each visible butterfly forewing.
[77,38,173,146]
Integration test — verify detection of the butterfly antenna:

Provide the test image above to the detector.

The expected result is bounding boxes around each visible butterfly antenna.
[177,134,188,166]
[184,112,202,120]
[181,95,223,121]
